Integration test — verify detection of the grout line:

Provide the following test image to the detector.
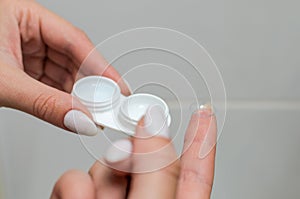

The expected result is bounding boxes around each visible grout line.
[167,100,300,111]
[226,100,300,111]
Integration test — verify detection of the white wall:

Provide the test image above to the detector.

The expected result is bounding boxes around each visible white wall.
[1,0,299,198]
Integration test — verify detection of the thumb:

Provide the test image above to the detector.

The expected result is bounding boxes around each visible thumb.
[2,69,98,136]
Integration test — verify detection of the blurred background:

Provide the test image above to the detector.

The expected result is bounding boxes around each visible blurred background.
[0,0,299,198]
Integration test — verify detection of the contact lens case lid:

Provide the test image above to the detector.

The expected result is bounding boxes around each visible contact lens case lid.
[72,76,171,135]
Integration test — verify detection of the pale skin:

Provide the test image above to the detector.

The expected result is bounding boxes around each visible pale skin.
[51,108,217,199]
[0,0,217,198]
[0,0,130,130]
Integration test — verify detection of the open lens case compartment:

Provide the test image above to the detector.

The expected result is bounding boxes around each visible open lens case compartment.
[72,76,171,135]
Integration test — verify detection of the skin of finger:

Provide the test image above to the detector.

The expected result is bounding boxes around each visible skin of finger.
[47,48,79,74]
[128,118,180,199]
[0,0,23,65]
[13,1,78,92]
[176,110,217,199]
[77,50,131,96]
[44,59,74,92]
[18,2,47,80]
[89,161,129,199]
[40,75,64,91]
[0,0,126,129]
[50,170,95,199]
[4,0,131,96]
[23,55,45,80]
[32,2,131,96]
[18,0,46,57]
[0,64,93,130]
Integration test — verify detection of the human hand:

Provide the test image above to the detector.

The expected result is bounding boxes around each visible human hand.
[50,105,217,199]
[0,0,130,136]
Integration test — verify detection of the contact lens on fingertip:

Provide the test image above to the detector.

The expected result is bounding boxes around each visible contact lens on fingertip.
[72,76,171,135]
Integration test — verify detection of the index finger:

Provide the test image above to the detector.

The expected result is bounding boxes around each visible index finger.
[176,105,217,199]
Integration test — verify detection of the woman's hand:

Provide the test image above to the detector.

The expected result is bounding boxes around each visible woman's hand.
[50,105,217,199]
[0,0,130,136]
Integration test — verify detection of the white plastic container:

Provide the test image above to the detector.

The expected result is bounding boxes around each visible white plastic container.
[72,76,171,135]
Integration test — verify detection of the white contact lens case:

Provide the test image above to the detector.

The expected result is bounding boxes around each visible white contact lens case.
[72,76,171,135]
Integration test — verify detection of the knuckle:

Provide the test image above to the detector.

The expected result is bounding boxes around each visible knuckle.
[62,39,75,55]
[62,26,91,57]
[32,93,57,120]
[179,168,213,188]
[76,28,88,39]
[19,8,35,42]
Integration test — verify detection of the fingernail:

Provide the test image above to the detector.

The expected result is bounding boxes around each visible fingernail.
[144,105,170,138]
[64,110,98,136]
[105,139,132,163]
[193,103,214,118]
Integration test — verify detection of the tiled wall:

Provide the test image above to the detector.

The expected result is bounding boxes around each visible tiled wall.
[0,0,299,198]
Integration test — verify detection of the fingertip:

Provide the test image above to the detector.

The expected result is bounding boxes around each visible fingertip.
[62,96,101,136]
[191,103,215,118]
[99,65,131,96]
[134,106,170,140]
[129,109,176,173]
[118,78,132,96]
[63,109,98,136]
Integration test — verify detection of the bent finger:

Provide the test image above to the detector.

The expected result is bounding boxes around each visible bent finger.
[35,3,130,95]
